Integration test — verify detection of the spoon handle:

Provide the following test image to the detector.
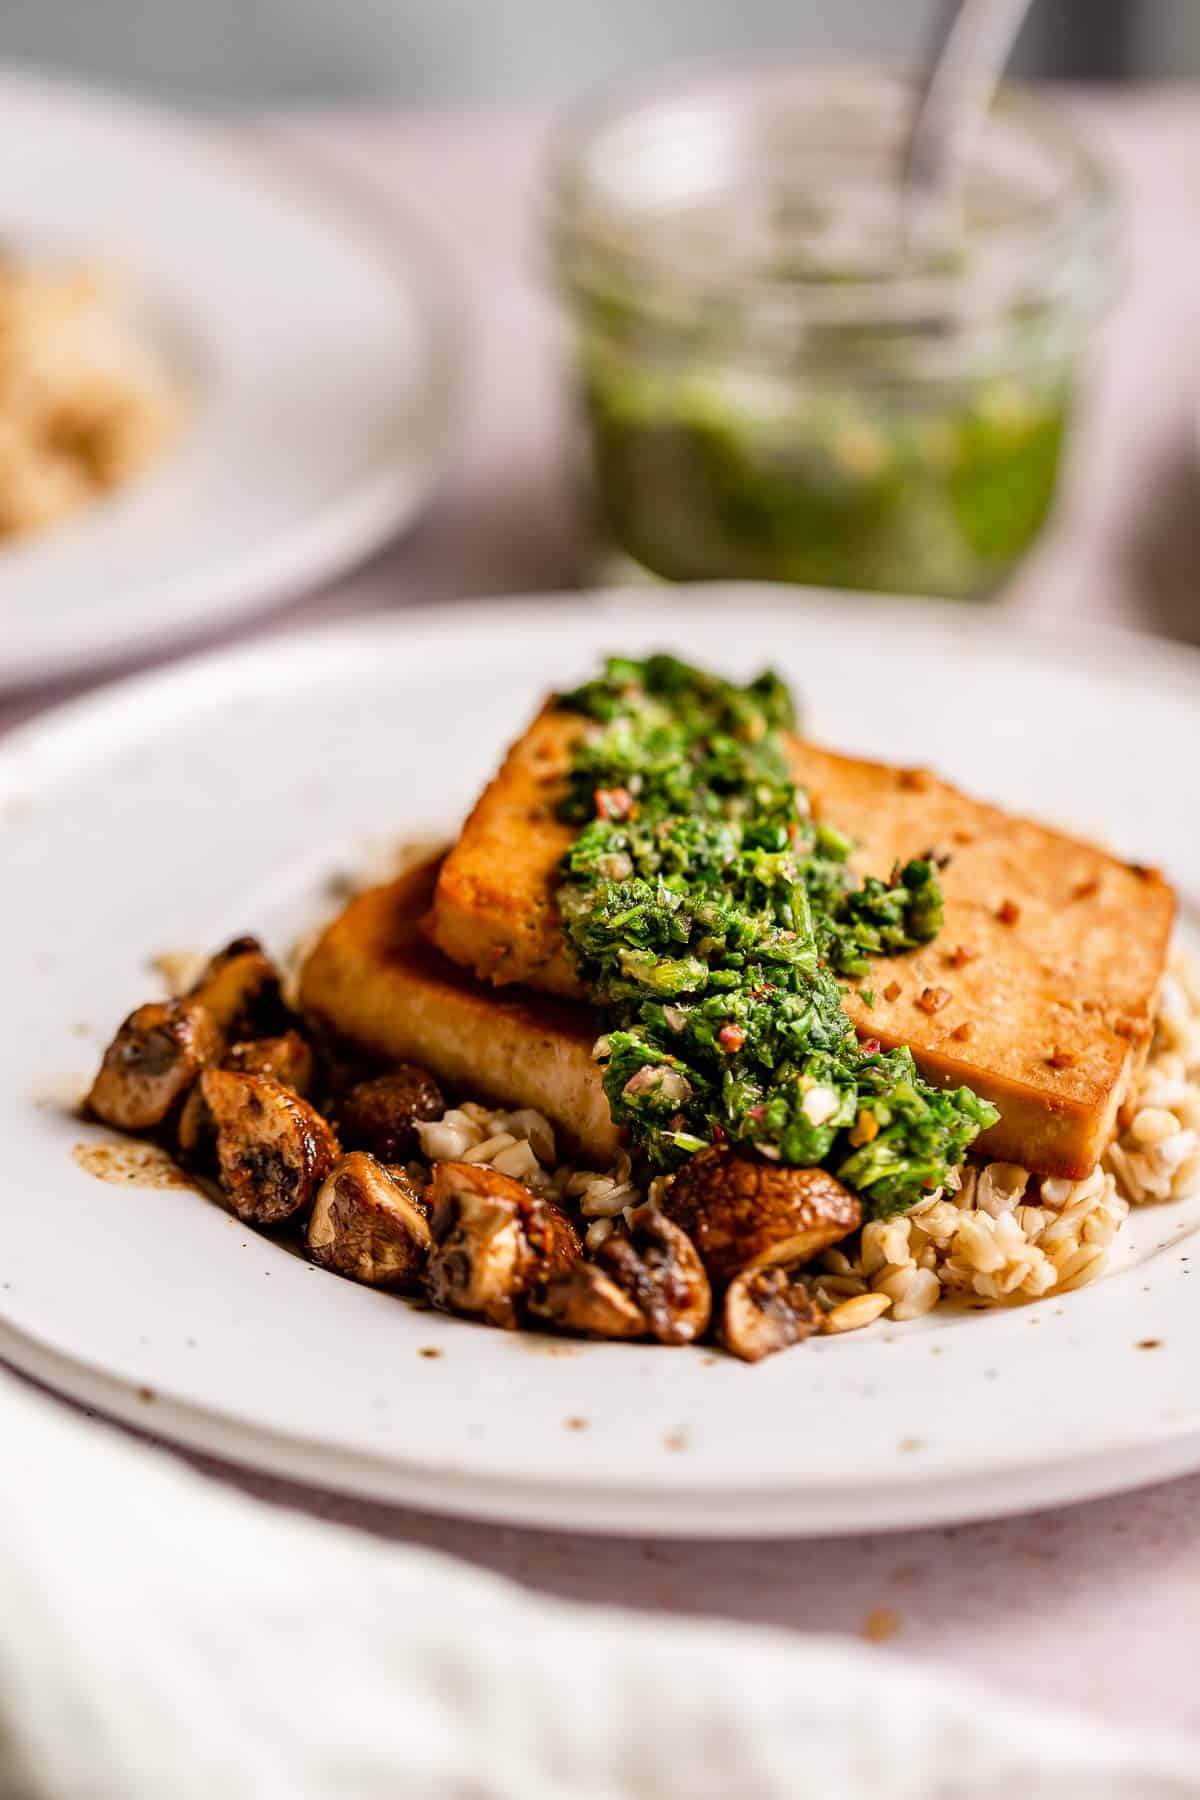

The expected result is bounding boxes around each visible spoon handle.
[902,0,1035,255]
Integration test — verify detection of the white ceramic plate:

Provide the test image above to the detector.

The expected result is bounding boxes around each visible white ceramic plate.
[3,588,1199,1537]
[0,67,456,689]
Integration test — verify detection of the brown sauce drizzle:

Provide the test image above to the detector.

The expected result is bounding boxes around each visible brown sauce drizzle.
[72,1138,194,1190]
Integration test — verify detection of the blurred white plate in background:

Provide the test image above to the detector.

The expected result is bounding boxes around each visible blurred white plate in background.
[2,590,1200,1537]
[0,66,457,689]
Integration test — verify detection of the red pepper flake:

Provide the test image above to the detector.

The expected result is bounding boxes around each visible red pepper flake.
[594,786,633,822]
[746,1104,765,1123]
[1072,874,1101,901]
[951,1022,973,1042]
[997,899,1021,925]
[947,944,979,968]
[898,768,930,792]
[717,1023,746,1054]
[917,986,952,1014]
[711,1121,726,1141]
[1047,1046,1077,1069]
[883,980,902,1003]
[861,1037,882,1056]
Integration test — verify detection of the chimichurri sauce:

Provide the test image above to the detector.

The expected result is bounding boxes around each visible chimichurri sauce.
[556,655,997,1216]
[582,364,1069,599]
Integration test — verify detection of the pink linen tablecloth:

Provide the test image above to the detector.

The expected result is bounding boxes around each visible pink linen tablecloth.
[6,91,1200,1737]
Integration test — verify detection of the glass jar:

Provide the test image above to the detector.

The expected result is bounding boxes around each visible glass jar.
[546,64,1115,599]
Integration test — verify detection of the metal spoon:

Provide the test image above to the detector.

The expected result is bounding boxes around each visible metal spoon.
[901,0,1035,260]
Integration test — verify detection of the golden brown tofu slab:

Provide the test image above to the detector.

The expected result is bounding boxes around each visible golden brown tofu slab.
[299,860,621,1165]
[426,708,1175,1179]
[427,709,585,999]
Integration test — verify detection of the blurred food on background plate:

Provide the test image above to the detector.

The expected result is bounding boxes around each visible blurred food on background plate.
[0,253,184,542]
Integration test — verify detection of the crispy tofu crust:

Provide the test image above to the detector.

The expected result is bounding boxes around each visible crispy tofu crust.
[426,707,1175,1179]
[299,859,621,1164]
[426,709,585,998]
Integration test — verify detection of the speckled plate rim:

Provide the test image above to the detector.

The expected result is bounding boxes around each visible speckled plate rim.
[8,1314,1200,1537]
[3,588,1200,1538]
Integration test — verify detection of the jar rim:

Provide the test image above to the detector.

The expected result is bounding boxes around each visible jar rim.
[546,59,1116,341]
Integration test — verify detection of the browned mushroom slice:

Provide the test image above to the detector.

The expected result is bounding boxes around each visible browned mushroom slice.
[88,999,222,1132]
[337,1066,445,1163]
[307,1152,431,1288]
[202,1068,339,1225]
[176,1081,214,1164]
[533,1207,711,1345]
[662,1148,861,1286]
[721,1266,820,1363]
[190,937,286,1040]
[177,1029,316,1166]
[603,1209,712,1345]
[383,1167,430,1215]
[529,1260,646,1340]
[424,1161,580,1330]
[224,1029,316,1096]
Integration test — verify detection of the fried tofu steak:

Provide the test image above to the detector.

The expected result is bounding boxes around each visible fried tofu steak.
[299,859,620,1165]
[421,705,1174,1180]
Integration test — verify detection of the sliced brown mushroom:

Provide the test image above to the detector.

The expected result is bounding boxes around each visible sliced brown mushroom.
[202,1068,339,1225]
[383,1167,430,1215]
[176,1081,215,1165]
[176,1029,317,1165]
[721,1266,820,1363]
[533,1208,711,1345]
[424,1161,580,1330]
[307,1152,431,1288]
[336,1066,445,1163]
[529,1262,646,1340]
[224,1029,316,1095]
[662,1147,861,1285]
[189,937,286,1040]
[88,998,222,1132]
[605,1209,712,1344]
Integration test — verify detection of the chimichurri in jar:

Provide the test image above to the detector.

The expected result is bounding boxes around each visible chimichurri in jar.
[548,66,1112,599]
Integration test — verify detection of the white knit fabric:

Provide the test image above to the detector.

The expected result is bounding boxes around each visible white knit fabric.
[0,1366,1196,1800]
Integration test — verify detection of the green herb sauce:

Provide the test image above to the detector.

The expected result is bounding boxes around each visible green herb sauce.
[581,359,1070,600]
[555,654,998,1216]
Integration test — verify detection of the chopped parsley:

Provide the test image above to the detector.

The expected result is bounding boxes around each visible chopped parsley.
[555,654,997,1216]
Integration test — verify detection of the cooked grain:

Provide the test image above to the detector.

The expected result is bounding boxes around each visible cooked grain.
[824,1293,892,1333]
